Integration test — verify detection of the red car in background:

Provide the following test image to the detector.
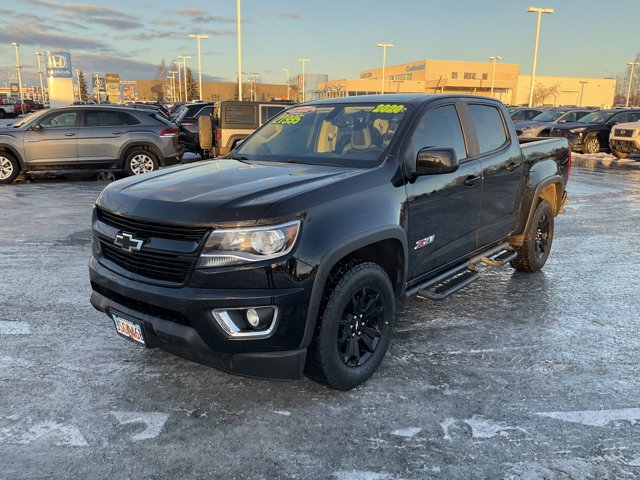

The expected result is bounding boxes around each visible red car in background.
[12,99,46,115]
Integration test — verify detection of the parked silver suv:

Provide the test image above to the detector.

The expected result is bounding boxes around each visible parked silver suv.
[0,105,182,184]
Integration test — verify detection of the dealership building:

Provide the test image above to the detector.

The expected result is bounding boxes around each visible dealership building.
[319,59,617,108]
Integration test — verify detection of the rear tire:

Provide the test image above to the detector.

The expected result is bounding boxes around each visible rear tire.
[0,152,20,184]
[0,111,5,119]
[511,200,554,272]
[611,148,630,159]
[124,150,159,176]
[306,262,395,390]
[583,135,601,154]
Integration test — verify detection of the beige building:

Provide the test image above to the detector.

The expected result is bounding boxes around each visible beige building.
[319,59,616,108]
[516,75,616,108]
[136,80,292,102]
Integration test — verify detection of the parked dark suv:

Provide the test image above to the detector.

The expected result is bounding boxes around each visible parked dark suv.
[173,102,214,158]
[550,109,640,154]
[0,105,182,184]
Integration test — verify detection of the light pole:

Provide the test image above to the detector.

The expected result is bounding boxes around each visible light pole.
[188,33,208,101]
[489,56,502,98]
[297,58,310,102]
[178,55,192,102]
[35,52,46,103]
[94,73,101,104]
[376,43,393,94]
[169,70,177,102]
[172,61,181,102]
[626,62,640,107]
[578,81,588,106]
[10,42,24,107]
[526,7,554,107]
[283,68,290,100]
[237,0,243,101]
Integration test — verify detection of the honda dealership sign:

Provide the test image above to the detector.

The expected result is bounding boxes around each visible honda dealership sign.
[46,51,73,78]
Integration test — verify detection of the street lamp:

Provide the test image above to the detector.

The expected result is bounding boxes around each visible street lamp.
[10,42,24,106]
[283,68,290,100]
[376,43,393,95]
[35,52,46,103]
[626,62,640,107]
[297,58,310,102]
[169,70,177,102]
[237,0,243,101]
[177,55,192,102]
[489,56,502,98]
[188,33,208,101]
[172,61,181,102]
[578,81,588,106]
[526,7,554,107]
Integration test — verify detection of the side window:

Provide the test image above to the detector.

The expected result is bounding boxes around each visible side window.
[628,112,640,122]
[610,113,627,125]
[562,112,577,122]
[85,111,137,127]
[41,111,77,128]
[225,105,256,124]
[511,110,524,120]
[411,105,467,161]
[526,110,538,120]
[197,106,213,117]
[261,106,286,124]
[468,104,508,154]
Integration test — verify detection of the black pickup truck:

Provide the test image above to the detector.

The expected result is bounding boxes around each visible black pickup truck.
[89,94,570,390]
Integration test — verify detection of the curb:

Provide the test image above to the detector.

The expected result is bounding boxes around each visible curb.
[572,152,640,170]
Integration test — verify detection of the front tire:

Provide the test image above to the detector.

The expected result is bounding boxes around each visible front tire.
[306,262,395,390]
[0,152,20,184]
[124,150,159,176]
[511,200,554,272]
[583,135,601,154]
[611,148,630,159]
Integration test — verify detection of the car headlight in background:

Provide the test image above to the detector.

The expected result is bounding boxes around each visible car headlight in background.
[569,127,587,133]
[197,220,301,267]
[521,124,539,131]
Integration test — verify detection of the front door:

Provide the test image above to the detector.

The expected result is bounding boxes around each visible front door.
[23,110,79,166]
[405,103,483,280]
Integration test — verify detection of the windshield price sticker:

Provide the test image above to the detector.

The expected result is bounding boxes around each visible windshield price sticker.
[272,114,304,125]
[288,106,316,114]
[372,104,405,114]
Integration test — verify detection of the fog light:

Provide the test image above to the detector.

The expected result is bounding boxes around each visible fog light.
[246,308,260,328]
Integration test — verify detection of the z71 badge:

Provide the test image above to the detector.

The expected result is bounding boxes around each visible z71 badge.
[414,235,435,250]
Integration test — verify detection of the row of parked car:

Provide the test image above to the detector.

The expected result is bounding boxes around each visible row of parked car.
[508,105,640,158]
[0,99,47,118]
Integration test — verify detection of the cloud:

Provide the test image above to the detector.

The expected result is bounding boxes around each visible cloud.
[264,12,300,20]
[0,21,108,50]
[94,18,143,30]
[155,19,178,26]
[192,15,239,24]
[175,8,207,16]
[25,0,134,19]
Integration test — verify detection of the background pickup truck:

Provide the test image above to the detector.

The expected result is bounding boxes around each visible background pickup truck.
[0,101,16,119]
[89,94,570,390]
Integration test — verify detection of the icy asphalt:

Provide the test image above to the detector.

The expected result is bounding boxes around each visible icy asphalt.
[1,157,640,479]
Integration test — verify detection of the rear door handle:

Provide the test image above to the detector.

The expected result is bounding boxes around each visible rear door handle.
[112,131,124,135]
[506,161,521,172]
[64,133,76,137]
[464,175,481,186]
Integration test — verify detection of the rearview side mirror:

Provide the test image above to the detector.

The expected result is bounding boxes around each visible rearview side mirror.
[30,124,43,131]
[413,147,459,176]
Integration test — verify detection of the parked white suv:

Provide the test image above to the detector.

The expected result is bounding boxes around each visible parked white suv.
[609,122,640,159]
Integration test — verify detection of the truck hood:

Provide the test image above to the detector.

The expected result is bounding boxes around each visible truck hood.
[97,159,363,225]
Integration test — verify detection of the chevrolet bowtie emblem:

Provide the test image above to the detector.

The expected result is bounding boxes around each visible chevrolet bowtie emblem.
[114,232,144,252]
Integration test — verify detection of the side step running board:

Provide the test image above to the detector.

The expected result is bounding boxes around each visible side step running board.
[406,242,516,301]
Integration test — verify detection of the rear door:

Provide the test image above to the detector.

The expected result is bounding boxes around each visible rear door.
[76,110,134,164]
[23,110,79,165]
[465,102,524,247]
[405,102,483,279]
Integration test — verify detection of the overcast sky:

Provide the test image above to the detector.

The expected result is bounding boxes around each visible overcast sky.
[1,0,639,86]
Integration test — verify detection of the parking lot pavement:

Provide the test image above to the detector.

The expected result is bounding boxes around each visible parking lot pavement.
[1,165,640,479]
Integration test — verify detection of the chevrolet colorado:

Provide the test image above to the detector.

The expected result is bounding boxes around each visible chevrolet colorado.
[89,94,570,390]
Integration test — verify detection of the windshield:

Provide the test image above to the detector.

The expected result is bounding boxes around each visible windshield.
[577,111,616,124]
[12,109,49,128]
[236,103,408,166]
[531,110,567,122]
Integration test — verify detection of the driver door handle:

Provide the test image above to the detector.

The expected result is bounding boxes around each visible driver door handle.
[64,132,76,137]
[112,131,124,135]
[506,161,521,172]
[464,175,481,186]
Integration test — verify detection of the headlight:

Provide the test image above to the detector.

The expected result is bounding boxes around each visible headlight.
[197,220,301,267]
[521,125,539,131]
[569,127,587,133]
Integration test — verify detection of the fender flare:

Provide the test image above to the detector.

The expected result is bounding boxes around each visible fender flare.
[298,226,408,349]
[0,144,26,170]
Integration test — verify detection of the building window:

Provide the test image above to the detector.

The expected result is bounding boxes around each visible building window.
[451,72,458,79]
[482,73,488,80]
[464,73,476,80]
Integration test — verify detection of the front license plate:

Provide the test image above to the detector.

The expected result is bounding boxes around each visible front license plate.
[112,313,146,346]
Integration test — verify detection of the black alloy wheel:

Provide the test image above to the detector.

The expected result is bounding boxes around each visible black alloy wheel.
[337,287,384,367]
[534,211,551,261]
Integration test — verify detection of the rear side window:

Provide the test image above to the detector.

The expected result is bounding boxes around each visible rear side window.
[468,104,508,154]
[260,105,286,124]
[149,113,173,126]
[225,104,256,124]
[85,110,139,126]
[411,105,467,161]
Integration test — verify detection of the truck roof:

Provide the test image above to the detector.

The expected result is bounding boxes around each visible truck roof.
[304,93,502,106]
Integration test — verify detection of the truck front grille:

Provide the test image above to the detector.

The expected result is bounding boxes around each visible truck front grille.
[97,208,209,241]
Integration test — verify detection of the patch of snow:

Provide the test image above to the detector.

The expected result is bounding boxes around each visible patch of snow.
[0,321,31,335]
[535,407,640,427]
[391,427,422,438]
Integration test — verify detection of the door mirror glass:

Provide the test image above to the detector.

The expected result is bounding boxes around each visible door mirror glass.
[31,124,43,131]
[415,147,459,175]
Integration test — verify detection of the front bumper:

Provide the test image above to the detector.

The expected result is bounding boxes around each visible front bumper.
[610,138,639,153]
[89,256,313,380]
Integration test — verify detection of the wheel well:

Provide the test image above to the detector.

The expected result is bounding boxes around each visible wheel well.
[0,145,24,168]
[538,182,561,214]
[326,239,405,298]
[121,143,162,165]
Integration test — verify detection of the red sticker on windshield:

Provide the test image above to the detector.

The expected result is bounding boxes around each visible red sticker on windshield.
[288,106,316,114]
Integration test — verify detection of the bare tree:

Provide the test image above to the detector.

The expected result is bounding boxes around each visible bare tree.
[152,59,168,101]
[532,83,560,106]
